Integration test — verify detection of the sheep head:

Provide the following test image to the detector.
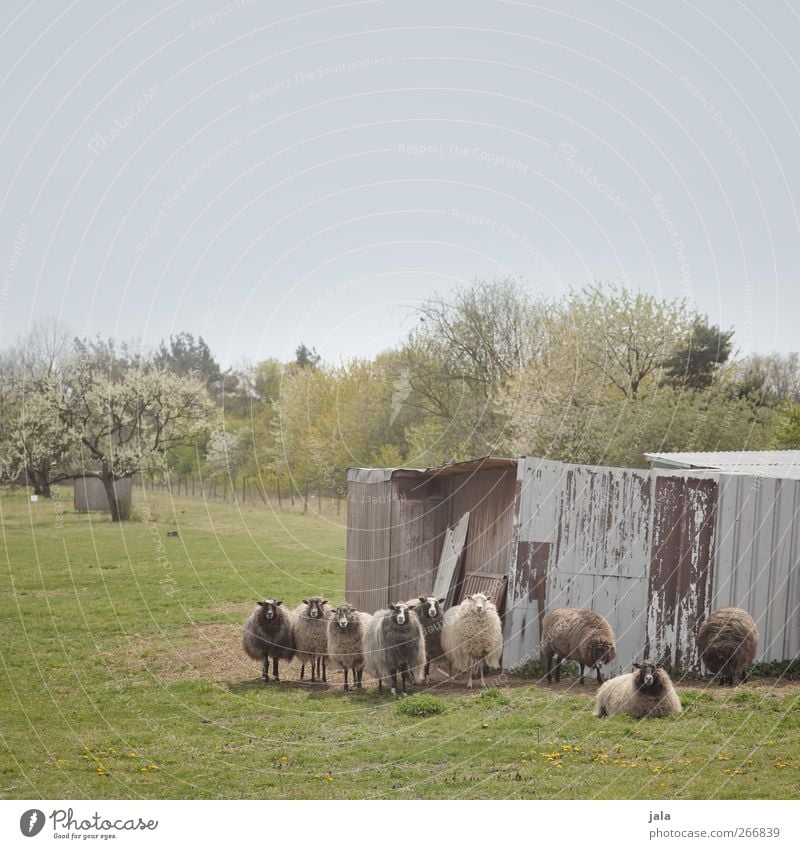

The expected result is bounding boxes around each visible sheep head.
[464,593,491,614]
[633,661,662,690]
[417,596,446,619]
[257,599,283,620]
[333,603,357,629]
[388,602,413,625]
[303,596,328,619]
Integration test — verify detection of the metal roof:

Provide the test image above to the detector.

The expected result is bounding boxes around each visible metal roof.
[347,456,517,484]
[644,450,800,480]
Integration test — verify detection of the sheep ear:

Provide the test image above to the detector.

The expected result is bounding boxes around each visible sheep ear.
[633,663,641,669]
[389,603,397,610]
[257,600,266,606]
[302,599,309,605]
[275,600,282,606]
[438,597,446,605]
[419,597,427,604]
[321,599,328,606]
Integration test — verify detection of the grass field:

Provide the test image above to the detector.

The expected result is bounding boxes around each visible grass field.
[1,486,798,800]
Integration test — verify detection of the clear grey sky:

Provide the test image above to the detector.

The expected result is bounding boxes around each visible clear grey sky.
[1,0,798,367]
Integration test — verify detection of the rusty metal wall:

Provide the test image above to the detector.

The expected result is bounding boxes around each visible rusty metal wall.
[645,475,717,670]
[446,468,517,577]
[503,459,563,668]
[345,480,393,612]
[712,474,800,663]
[547,465,654,677]
[349,459,800,670]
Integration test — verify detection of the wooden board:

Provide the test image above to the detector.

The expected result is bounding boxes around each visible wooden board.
[432,512,469,607]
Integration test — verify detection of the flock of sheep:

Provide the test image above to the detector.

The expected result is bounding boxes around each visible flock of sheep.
[243,595,760,718]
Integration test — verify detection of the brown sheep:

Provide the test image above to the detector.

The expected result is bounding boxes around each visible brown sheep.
[697,607,759,686]
[541,608,617,685]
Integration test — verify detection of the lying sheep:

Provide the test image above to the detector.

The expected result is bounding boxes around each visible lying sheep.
[242,599,295,684]
[364,602,426,697]
[594,661,682,718]
[441,593,503,689]
[407,596,447,683]
[327,603,372,691]
[540,608,616,685]
[697,607,759,686]
[292,596,332,683]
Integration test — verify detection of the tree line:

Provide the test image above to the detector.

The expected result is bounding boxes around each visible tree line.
[1,279,798,520]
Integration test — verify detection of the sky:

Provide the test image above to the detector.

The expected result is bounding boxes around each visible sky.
[1,0,798,368]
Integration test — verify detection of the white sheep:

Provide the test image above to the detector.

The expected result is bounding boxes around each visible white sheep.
[441,593,503,689]
[593,661,682,719]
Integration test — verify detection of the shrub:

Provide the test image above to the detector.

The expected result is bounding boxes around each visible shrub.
[395,694,446,717]
[479,687,510,706]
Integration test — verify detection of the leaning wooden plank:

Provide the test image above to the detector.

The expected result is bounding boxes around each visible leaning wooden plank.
[432,511,470,607]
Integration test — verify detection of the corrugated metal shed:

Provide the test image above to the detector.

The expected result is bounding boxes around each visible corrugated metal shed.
[347,455,800,673]
[73,476,132,513]
[345,457,517,612]
[645,450,800,480]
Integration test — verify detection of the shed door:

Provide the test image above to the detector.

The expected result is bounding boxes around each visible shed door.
[547,466,652,677]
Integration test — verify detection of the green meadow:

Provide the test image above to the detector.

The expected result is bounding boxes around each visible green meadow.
[1,487,798,799]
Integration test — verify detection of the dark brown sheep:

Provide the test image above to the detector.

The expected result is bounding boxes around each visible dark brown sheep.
[697,607,759,686]
[541,608,617,685]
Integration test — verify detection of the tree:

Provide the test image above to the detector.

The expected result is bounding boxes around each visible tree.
[56,349,216,520]
[0,378,76,496]
[393,277,547,463]
[664,317,734,391]
[732,352,800,405]
[771,402,800,449]
[294,343,320,369]
[0,319,74,494]
[559,282,690,400]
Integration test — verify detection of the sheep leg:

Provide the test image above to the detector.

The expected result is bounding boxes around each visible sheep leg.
[262,658,270,684]
[272,657,279,682]
[596,666,603,685]
[480,661,486,689]
[545,651,553,684]
[555,656,562,683]
[310,658,316,683]
[357,667,363,688]
[579,662,585,685]
[467,663,474,690]
[424,659,430,684]
[343,667,349,692]
[300,663,305,681]
[322,657,327,683]
[401,668,409,697]
[390,669,398,697]
[741,669,750,684]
